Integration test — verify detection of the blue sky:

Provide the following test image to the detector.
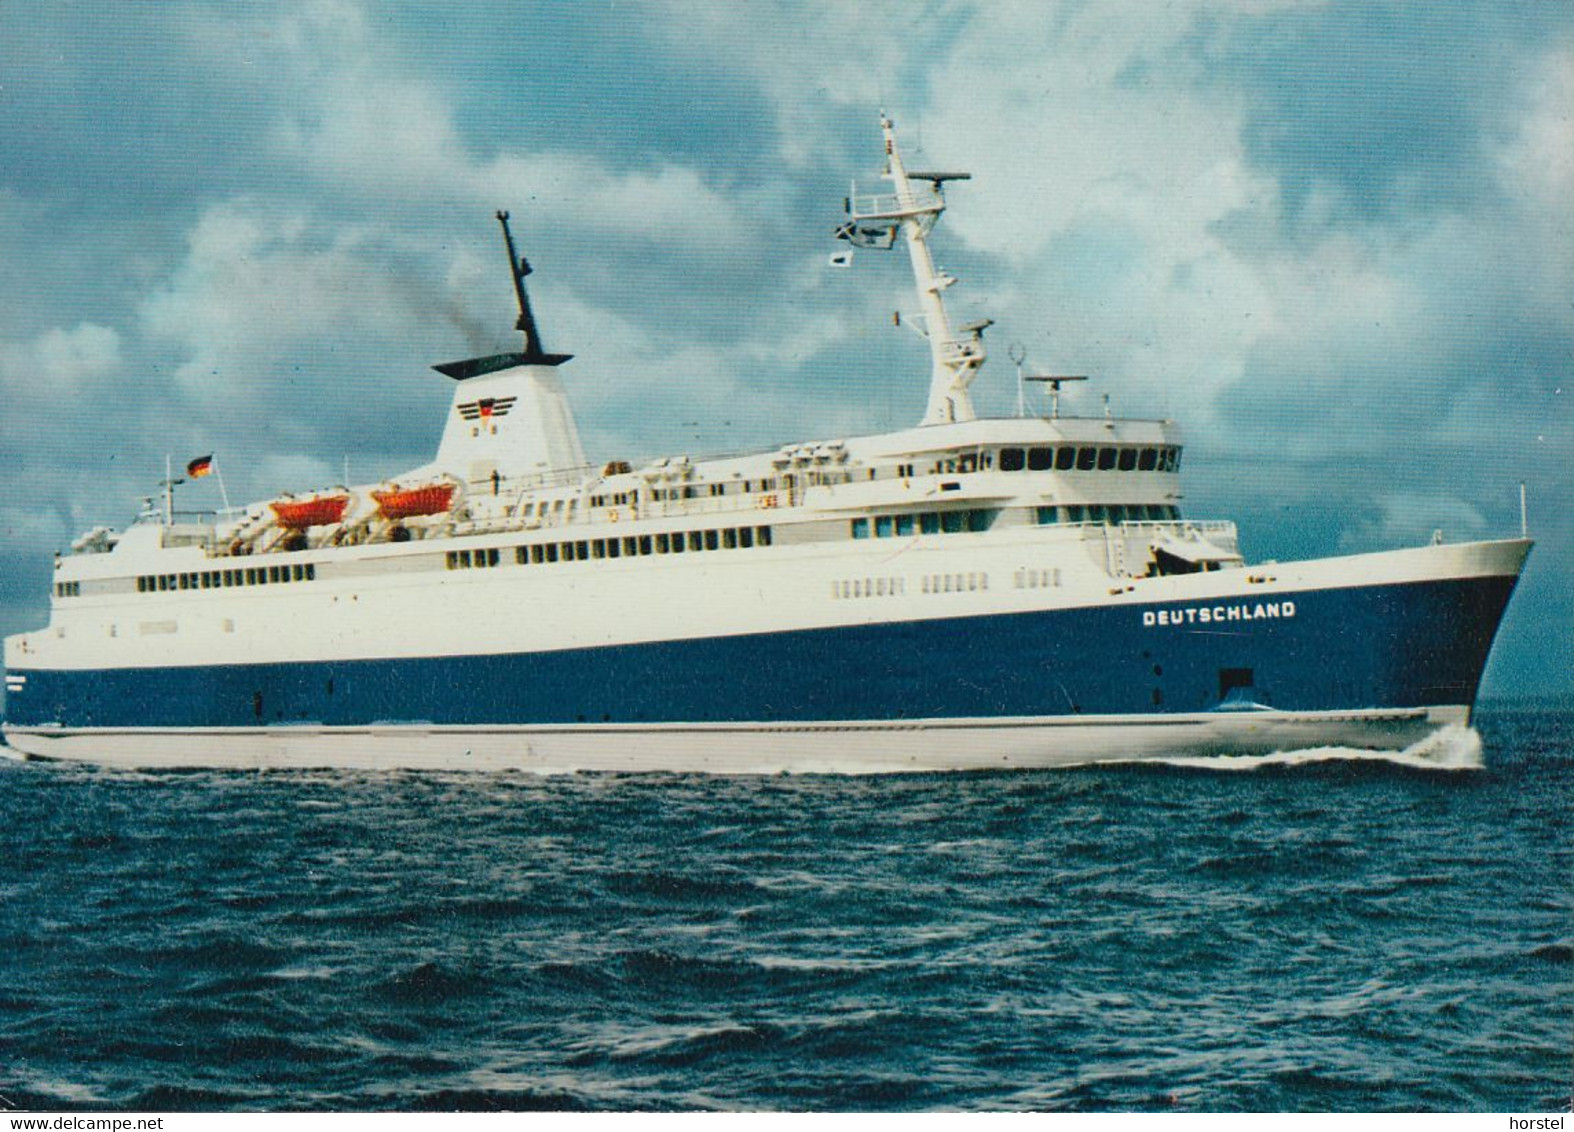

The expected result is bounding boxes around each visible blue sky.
[1,0,1568,697]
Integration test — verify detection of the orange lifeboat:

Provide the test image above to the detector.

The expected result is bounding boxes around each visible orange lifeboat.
[270,494,350,530]
[372,482,456,520]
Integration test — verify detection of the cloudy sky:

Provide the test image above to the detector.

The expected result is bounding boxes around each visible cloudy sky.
[1,0,1568,697]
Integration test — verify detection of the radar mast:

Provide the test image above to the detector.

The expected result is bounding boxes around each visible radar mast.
[835,114,990,426]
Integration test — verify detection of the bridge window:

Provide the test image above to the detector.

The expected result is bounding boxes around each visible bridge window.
[1138,448,1157,471]
[1000,447,1025,472]
[1055,447,1076,471]
[1077,447,1097,471]
[1098,447,1117,471]
[1027,447,1053,471]
[1118,448,1137,471]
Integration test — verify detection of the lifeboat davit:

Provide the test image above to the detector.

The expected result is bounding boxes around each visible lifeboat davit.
[270,494,351,530]
[372,482,456,520]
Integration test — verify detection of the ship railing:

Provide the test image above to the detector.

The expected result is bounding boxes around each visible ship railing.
[849,188,944,220]
[647,495,789,521]
[1103,518,1236,535]
[937,337,985,366]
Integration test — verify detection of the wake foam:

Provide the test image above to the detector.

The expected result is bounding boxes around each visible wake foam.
[1154,724,1484,772]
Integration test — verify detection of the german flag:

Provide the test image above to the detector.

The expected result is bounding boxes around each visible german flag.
[187,455,214,478]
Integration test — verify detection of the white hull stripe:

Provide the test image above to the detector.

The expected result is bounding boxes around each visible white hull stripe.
[3,707,1467,774]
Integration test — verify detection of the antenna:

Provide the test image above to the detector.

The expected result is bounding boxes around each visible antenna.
[432,213,572,379]
[1022,374,1087,419]
[1009,343,1027,417]
[496,210,548,364]
[159,454,184,527]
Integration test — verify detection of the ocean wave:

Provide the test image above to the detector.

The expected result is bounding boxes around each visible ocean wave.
[1143,723,1485,772]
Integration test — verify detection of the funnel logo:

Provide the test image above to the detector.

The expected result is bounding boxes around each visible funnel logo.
[458,396,517,421]
[459,393,519,421]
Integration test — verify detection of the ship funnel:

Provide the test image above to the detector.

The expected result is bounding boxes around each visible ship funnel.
[420,213,586,482]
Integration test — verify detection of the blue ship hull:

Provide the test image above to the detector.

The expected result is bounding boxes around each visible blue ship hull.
[4,573,1519,734]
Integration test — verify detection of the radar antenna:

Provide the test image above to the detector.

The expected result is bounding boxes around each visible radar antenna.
[1024,374,1088,420]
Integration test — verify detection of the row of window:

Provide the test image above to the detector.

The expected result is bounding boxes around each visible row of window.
[447,525,776,571]
[846,504,1177,540]
[1000,445,1181,474]
[136,563,317,593]
[922,572,989,594]
[1014,568,1063,589]
[831,576,906,600]
[852,509,997,540]
[831,571,1000,599]
[1036,503,1181,525]
[587,491,635,508]
[53,581,81,598]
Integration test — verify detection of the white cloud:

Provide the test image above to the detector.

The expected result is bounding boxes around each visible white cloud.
[1337,492,1489,554]
[475,152,763,253]
[139,201,416,395]
[640,0,954,166]
[1496,44,1574,296]
[0,322,121,389]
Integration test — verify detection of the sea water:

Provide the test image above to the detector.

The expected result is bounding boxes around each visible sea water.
[1,706,1568,1112]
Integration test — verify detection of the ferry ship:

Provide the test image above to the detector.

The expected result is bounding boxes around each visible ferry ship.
[1,117,1531,771]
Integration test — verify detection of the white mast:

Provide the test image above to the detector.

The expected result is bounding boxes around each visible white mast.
[837,114,989,426]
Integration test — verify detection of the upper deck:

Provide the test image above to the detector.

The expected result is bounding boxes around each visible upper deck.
[37,116,1240,617]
